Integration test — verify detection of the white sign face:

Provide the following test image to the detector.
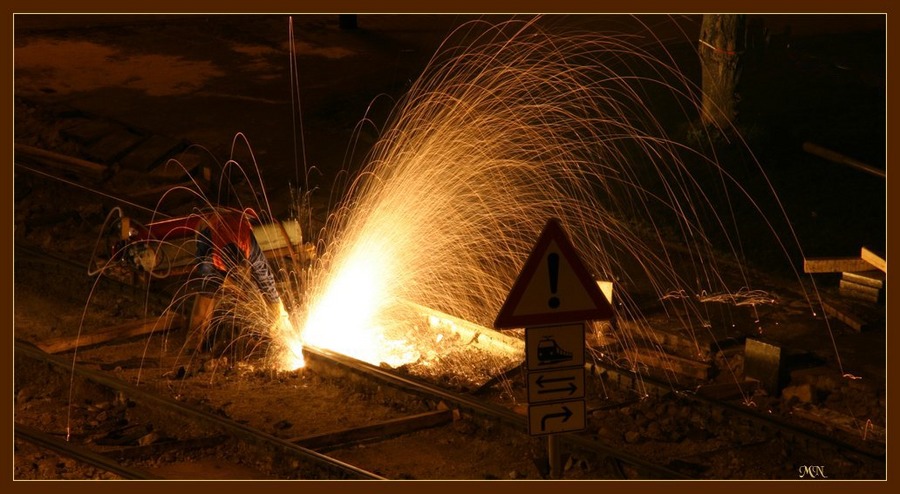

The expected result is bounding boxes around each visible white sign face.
[528,400,586,436]
[525,324,585,370]
[509,240,597,318]
[527,367,585,404]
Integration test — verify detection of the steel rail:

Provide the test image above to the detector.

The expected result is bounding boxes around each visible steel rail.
[14,339,384,480]
[15,422,163,480]
[304,345,691,479]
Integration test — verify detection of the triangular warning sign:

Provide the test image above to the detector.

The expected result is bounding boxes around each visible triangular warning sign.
[494,218,614,329]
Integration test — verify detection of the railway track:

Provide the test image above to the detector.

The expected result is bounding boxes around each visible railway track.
[14,138,885,479]
[15,339,384,480]
[13,236,686,478]
[14,242,885,480]
[13,236,684,479]
[14,326,683,479]
[14,423,163,480]
[16,313,884,480]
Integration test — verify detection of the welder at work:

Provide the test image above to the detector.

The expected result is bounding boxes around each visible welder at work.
[101,202,304,357]
[188,207,294,352]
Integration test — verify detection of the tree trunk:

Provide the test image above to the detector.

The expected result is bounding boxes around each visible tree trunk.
[699,14,745,129]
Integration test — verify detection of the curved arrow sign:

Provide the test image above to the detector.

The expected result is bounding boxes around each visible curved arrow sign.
[528,401,586,436]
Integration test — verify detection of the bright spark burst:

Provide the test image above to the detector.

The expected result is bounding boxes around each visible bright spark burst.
[288,18,812,375]
[273,312,306,370]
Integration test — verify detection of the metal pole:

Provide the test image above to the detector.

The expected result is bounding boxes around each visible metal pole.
[548,434,561,479]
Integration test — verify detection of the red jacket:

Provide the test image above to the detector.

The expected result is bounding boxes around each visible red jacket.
[204,208,257,272]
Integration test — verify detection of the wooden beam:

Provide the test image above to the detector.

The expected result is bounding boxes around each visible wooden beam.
[99,357,160,371]
[803,257,873,274]
[101,435,227,461]
[861,247,886,273]
[695,379,759,401]
[617,318,740,363]
[842,270,885,289]
[36,311,184,354]
[802,141,886,179]
[820,300,867,332]
[624,348,711,380]
[839,280,881,303]
[14,142,111,181]
[288,409,453,451]
[473,362,524,395]
[14,423,162,480]
[127,179,197,206]
[792,406,885,446]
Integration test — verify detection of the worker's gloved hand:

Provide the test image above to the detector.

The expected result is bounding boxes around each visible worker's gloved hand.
[268,299,305,370]
[268,299,294,334]
[267,299,284,319]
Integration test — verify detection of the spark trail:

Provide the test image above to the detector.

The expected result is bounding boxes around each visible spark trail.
[293,17,817,381]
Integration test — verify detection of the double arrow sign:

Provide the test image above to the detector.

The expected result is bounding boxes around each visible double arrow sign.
[527,367,585,403]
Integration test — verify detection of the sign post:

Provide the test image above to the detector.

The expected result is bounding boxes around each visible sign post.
[494,218,614,479]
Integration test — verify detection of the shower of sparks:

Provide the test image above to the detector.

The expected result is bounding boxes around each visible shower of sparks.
[290,17,814,380]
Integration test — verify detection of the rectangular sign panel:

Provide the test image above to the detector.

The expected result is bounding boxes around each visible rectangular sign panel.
[528,400,586,436]
[527,367,585,404]
[525,324,585,370]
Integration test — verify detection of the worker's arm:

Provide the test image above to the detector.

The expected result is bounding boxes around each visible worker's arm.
[247,233,281,304]
[247,234,294,335]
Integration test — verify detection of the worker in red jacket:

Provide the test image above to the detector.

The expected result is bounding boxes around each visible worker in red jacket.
[188,207,292,352]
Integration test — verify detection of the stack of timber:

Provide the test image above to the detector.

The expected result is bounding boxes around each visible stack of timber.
[595,314,744,384]
[839,270,885,304]
[803,248,886,332]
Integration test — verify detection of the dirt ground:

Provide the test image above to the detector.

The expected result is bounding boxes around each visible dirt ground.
[11,13,888,482]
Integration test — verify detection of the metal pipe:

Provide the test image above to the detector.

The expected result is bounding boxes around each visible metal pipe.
[803,141,885,179]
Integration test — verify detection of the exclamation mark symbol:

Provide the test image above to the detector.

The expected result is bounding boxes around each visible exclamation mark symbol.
[548,252,560,309]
